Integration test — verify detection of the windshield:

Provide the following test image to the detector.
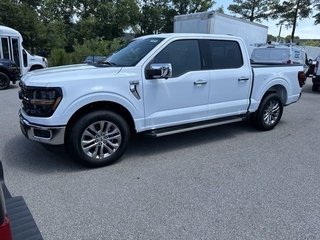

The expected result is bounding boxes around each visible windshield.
[105,37,165,66]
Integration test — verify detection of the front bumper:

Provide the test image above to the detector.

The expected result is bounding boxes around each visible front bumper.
[19,110,66,145]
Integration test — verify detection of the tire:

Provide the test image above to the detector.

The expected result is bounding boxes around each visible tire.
[312,84,319,92]
[0,72,10,90]
[68,111,130,168]
[254,93,283,131]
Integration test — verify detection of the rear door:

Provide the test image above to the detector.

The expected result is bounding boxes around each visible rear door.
[206,39,252,118]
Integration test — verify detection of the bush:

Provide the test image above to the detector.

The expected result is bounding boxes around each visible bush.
[48,48,72,67]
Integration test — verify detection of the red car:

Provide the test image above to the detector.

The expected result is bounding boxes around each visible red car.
[0,161,42,240]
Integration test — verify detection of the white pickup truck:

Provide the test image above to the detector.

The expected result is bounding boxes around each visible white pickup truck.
[18,34,306,167]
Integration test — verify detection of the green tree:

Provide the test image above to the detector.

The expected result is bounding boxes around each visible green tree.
[172,0,216,15]
[228,0,280,22]
[267,34,277,42]
[216,5,224,13]
[272,0,314,42]
[0,0,44,53]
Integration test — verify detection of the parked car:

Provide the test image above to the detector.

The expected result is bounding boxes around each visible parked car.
[0,161,42,240]
[0,59,20,90]
[82,55,107,64]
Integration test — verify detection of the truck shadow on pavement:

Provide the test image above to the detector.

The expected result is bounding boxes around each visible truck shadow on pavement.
[2,120,273,173]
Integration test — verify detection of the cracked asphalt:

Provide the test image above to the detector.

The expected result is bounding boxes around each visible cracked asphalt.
[1,78,320,240]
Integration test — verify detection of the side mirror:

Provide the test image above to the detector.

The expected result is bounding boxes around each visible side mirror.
[147,63,172,79]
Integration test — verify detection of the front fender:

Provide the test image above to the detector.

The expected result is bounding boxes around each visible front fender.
[61,92,142,120]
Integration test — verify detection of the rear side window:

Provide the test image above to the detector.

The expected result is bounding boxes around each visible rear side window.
[251,48,289,62]
[208,40,243,70]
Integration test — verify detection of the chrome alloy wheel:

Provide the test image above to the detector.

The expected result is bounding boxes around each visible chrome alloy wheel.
[81,121,122,159]
[263,99,280,126]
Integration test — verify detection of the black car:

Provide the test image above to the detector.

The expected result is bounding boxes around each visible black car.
[0,59,20,90]
[82,55,107,64]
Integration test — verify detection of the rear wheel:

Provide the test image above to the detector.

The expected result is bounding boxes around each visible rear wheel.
[312,84,319,92]
[0,72,10,90]
[254,93,283,131]
[68,111,130,168]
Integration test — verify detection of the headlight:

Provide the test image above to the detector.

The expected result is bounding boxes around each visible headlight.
[19,87,62,117]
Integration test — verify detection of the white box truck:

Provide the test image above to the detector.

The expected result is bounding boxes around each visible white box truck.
[173,11,268,55]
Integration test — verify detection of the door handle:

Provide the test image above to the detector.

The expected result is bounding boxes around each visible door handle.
[238,77,249,82]
[194,80,207,86]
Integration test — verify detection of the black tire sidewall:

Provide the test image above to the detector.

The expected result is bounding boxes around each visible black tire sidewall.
[312,84,319,92]
[256,93,283,131]
[68,110,130,167]
[0,72,10,90]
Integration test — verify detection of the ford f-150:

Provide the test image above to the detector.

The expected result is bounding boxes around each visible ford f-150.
[18,34,306,167]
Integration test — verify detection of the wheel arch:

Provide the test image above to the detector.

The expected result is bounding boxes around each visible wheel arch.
[65,101,135,143]
[261,84,287,106]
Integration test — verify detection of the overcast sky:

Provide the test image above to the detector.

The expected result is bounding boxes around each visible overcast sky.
[214,0,320,39]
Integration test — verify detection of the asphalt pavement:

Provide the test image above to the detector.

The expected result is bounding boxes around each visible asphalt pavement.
[0,78,320,240]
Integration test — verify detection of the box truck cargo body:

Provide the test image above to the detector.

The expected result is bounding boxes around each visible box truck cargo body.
[173,11,268,55]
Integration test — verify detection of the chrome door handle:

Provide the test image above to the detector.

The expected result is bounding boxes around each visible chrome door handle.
[238,77,249,81]
[194,80,207,86]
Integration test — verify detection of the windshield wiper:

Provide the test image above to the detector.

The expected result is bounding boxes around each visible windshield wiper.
[93,61,117,67]
[101,61,116,66]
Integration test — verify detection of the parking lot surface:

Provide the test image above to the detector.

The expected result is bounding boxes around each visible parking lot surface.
[1,79,320,240]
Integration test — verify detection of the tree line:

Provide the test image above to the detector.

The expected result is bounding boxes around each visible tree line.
[1,0,320,65]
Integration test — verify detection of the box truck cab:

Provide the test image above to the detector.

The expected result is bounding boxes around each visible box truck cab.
[0,25,47,77]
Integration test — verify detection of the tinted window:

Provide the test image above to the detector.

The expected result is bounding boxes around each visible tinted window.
[1,38,10,59]
[12,38,20,68]
[208,40,243,69]
[251,48,289,62]
[153,40,201,77]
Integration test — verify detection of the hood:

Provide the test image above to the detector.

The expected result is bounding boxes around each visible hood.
[22,64,122,87]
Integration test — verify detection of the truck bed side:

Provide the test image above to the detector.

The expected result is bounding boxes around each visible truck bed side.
[249,64,303,111]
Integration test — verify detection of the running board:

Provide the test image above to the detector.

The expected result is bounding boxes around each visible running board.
[145,116,246,137]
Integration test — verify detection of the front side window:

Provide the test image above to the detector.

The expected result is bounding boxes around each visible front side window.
[152,39,201,78]
[105,37,165,66]
[208,40,243,69]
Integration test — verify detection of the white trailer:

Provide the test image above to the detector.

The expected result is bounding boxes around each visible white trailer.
[0,25,47,76]
[173,11,268,55]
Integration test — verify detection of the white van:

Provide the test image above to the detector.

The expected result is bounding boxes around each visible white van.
[251,43,308,72]
[0,25,47,76]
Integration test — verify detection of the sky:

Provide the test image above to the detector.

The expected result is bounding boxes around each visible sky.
[214,0,320,39]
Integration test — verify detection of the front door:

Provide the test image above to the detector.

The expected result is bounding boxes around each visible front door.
[143,39,210,129]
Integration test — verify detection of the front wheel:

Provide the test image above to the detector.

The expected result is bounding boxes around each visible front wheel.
[68,111,130,168]
[0,72,10,90]
[254,93,283,131]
